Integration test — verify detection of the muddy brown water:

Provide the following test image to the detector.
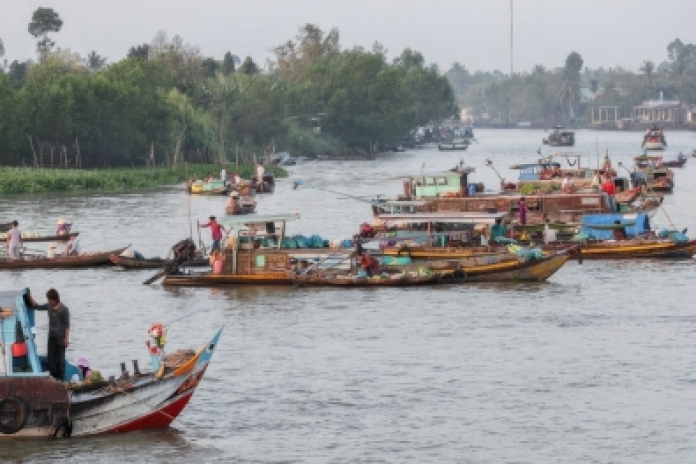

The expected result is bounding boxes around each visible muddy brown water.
[2,129,696,462]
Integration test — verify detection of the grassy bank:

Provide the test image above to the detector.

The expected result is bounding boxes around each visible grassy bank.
[0,164,288,194]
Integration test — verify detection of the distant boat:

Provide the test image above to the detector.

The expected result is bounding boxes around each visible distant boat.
[543,126,575,146]
[641,125,667,150]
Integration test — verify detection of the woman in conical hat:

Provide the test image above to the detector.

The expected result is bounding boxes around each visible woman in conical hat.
[56,218,72,235]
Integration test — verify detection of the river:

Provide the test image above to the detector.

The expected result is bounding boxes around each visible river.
[2,129,696,463]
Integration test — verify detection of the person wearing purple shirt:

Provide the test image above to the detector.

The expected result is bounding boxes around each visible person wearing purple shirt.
[518,197,527,225]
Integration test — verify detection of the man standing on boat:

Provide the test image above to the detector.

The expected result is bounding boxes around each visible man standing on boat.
[602,175,617,211]
[220,165,228,184]
[5,220,22,260]
[255,162,265,193]
[200,216,227,253]
[33,288,70,381]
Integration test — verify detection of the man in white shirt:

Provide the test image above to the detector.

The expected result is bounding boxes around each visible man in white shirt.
[561,173,575,193]
[255,162,265,193]
[5,220,22,259]
[220,166,228,183]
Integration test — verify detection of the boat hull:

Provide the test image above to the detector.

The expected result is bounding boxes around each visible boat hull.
[642,142,666,150]
[292,275,439,287]
[22,232,80,243]
[0,247,128,269]
[109,254,209,269]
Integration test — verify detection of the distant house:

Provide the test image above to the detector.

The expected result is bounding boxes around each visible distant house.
[631,99,687,127]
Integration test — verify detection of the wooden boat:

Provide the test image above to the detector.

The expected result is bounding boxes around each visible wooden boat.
[641,126,667,150]
[292,272,438,287]
[631,155,674,193]
[438,143,469,151]
[0,222,11,233]
[0,288,221,437]
[23,232,80,243]
[230,183,255,196]
[0,246,128,269]
[381,252,570,283]
[543,126,575,146]
[662,156,687,168]
[186,180,230,195]
[225,197,257,215]
[109,254,209,269]
[511,153,620,192]
[250,173,275,194]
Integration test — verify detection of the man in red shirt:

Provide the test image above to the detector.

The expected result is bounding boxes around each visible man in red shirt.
[357,252,380,277]
[200,216,227,253]
[602,176,617,211]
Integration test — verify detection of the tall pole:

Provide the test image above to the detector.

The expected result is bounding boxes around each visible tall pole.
[510,0,513,78]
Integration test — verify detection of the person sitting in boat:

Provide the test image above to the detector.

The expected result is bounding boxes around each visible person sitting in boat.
[226,191,241,215]
[74,357,93,381]
[561,173,575,193]
[204,173,215,182]
[490,218,507,242]
[231,172,242,185]
[613,220,627,240]
[540,165,552,180]
[56,218,72,236]
[64,236,80,256]
[356,251,380,278]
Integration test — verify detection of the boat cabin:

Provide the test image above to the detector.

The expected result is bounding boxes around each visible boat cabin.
[510,162,564,182]
[373,212,509,248]
[401,169,477,199]
[164,214,352,286]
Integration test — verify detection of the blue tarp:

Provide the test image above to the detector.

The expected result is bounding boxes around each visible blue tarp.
[580,213,650,240]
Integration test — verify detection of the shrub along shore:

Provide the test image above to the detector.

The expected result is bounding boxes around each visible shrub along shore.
[0,164,287,194]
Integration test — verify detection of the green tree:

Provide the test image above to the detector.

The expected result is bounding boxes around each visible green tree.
[222,52,239,75]
[0,38,5,58]
[127,44,150,60]
[239,56,259,75]
[84,51,107,71]
[28,7,63,56]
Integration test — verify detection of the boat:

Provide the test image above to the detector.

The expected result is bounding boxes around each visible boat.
[641,125,667,150]
[0,288,221,437]
[0,222,11,233]
[0,231,80,243]
[630,155,675,193]
[510,153,620,192]
[225,195,257,215]
[161,214,353,287]
[383,252,571,283]
[662,154,688,168]
[186,180,230,196]
[109,254,210,270]
[543,126,575,146]
[0,246,128,270]
[250,173,275,194]
[438,143,469,151]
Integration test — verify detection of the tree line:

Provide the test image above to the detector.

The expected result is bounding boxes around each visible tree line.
[445,39,696,127]
[0,9,458,168]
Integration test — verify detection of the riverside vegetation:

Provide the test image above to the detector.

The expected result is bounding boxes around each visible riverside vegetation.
[0,8,458,176]
[0,164,286,194]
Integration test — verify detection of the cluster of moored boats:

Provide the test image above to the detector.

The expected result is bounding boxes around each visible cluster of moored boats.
[1,131,694,439]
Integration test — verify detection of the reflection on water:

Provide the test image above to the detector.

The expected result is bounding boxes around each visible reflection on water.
[2,129,696,462]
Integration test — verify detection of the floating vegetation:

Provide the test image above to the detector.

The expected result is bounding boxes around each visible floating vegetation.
[0,164,287,194]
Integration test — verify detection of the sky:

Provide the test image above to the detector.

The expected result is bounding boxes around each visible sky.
[1,0,695,73]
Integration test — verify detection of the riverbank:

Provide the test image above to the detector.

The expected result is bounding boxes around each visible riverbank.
[0,164,288,194]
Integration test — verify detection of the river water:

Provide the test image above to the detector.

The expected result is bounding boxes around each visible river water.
[2,129,696,463]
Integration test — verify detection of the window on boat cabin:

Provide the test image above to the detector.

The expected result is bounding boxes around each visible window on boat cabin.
[425,177,437,186]
[437,177,448,186]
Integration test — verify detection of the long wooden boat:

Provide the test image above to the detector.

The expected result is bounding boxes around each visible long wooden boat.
[251,174,276,194]
[225,197,257,215]
[186,180,229,196]
[438,143,469,151]
[292,273,438,287]
[381,251,570,283]
[0,288,221,438]
[0,246,128,269]
[0,222,11,233]
[22,232,80,243]
[109,254,210,269]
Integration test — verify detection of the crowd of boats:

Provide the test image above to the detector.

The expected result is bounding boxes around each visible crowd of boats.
[2,127,695,439]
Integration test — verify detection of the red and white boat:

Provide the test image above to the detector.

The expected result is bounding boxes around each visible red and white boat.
[641,126,667,151]
[0,288,221,438]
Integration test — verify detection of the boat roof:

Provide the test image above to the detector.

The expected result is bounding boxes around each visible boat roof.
[403,169,475,178]
[634,155,664,160]
[223,214,299,225]
[381,200,429,207]
[377,212,507,225]
[510,162,561,169]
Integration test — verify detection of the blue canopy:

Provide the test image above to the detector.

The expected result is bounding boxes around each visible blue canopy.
[580,213,650,239]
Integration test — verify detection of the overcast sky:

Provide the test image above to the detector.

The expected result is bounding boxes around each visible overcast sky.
[2,0,694,73]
